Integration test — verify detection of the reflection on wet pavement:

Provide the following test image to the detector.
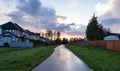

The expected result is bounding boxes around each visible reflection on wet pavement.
[32,45,93,71]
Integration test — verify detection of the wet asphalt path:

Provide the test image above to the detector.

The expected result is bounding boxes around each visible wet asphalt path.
[32,45,93,71]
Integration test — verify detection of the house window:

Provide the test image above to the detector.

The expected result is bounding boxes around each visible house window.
[12,30,15,33]
[9,30,11,32]
[12,38,15,42]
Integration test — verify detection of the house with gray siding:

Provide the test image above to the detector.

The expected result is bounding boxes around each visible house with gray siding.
[0,21,51,47]
[0,22,33,47]
[25,30,40,40]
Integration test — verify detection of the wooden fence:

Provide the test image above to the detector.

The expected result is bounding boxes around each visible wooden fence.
[89,40,120,50]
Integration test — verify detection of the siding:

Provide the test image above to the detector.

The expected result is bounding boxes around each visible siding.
[3,37,11,43]
[10,42,33,48]
[0,42,3,46]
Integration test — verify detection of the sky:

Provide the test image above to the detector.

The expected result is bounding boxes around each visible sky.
[0,0,120,38]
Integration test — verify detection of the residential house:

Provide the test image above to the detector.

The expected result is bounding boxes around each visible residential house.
[0,22,33,47]
[25,30,40,40]
[0,21,51,47]
[104,33,120,40]
[104,35,119,40]
[40,36,50,44]
[109,33,120,38]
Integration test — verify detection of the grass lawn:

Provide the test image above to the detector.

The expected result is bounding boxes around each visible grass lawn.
[66,44,120,71]
[0,45,56,71]
[0,47,24,52]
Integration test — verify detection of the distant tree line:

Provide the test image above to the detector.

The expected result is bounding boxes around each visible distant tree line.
[86,14,110,41]
[41,29,82,44]
[41,29,62,44]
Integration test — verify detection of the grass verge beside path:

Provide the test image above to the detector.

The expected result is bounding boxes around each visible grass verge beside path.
[0,47,25,53]
[0,45,56,71]
[66,44,120,71]
[0,47,14,52]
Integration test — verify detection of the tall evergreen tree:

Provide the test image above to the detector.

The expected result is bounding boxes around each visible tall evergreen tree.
[86,14,104,41]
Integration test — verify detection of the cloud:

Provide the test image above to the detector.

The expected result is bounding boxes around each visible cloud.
[95,0,113,16]
[2,0,85,35]
[68,0,79,9]
[8,0,57,29]
[57,15,67,20]
[95,0,120,33]
[101,18,120,25]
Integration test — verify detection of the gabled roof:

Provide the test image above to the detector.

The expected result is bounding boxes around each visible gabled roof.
[14,23,24,31]
[25,30,40,36]
[1,21,24,31]
[25,30,35,35]
[109,33,120,37]
[1,21,40,36]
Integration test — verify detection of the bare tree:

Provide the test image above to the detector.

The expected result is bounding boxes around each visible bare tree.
[46,29,53,41]
[57,31,61,39]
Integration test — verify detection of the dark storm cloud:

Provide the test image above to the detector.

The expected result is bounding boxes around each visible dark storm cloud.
[8,0,57,29]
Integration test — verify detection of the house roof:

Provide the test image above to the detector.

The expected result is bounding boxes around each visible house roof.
[14,23,24,31]
[25,30,35,35]
[25,30,40,36]
[1,21,24,31]
[109,33,120,37]
[1,21,41,37]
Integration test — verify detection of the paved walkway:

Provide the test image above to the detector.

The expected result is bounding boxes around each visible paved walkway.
[32,45,93,71]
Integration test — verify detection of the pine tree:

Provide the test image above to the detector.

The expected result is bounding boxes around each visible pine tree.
[86,14,104,41]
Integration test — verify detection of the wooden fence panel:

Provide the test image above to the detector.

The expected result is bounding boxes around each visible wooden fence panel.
[113,40,120,50]
[106,41,113,50]
[89,40,120,51]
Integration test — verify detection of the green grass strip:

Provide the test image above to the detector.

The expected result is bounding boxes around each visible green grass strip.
[66,44,120,71]
[0,46,56,71]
